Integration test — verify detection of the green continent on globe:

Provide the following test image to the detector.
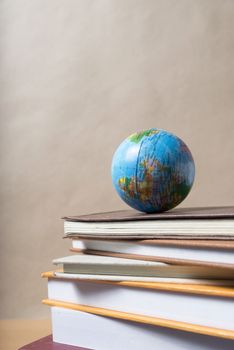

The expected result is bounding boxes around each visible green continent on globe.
[128,129,160,143]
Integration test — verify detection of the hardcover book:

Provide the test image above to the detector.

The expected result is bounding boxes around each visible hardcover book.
[50,307,234,349]
[71,238,234,268]
[44,270,234,285]
[18,335,88,350]
[63,206,234,239]
[52,254,234,279]
[50,307,234,350]
[42,272,234,332]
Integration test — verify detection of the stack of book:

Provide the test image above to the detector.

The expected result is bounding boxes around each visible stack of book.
[42,206,234,350]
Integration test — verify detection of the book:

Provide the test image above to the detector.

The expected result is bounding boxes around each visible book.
[18,335,88,350]
[50,306,234,349]
[70,238,234,268]
[44,270,234,285]
[63,206,234,239]
[42,273,234,331]
[41,206,234,349]
[52,254,234,279]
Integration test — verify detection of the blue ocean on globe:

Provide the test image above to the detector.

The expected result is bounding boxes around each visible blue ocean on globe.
[111,128,195,213]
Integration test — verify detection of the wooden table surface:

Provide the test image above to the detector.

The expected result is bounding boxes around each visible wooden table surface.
[0,319,51,350]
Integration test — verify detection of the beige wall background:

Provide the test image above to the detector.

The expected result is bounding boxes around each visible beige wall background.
[1,0,234,319]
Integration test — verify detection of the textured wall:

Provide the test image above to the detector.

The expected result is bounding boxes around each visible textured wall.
[1,0,234,318]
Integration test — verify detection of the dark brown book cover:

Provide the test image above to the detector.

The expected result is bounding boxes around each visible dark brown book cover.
[63,206,234,223]
[18,335,90,350]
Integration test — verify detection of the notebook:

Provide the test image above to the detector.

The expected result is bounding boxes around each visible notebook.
[70,238,234,268]
[63,206,234,239]
[52,254,234,279]
[51,307,234,350]
[43,270,234,285]
[42,275,234,332]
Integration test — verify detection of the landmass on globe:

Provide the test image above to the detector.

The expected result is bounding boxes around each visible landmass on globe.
[112,128,195,213]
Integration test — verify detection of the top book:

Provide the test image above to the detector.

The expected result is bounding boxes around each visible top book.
[63,206,234,239]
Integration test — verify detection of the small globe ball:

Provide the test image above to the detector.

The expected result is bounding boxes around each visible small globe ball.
[111,128,195,213]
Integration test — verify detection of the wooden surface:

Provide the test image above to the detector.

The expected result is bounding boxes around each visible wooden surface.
[0,319,51,350]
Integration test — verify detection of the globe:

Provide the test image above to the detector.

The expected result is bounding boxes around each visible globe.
[111,128,195,213]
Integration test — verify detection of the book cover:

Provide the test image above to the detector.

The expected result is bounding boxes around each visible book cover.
[42,270,234,285]
[63,206,234,239]
[51,307,234,350]
[70,238,234,268]
[63,206,234,222]
[42,270,234,291]
[18,335,89,350]
[43,299,234,340]
[52,254,234,279]
[42,273,234,331]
